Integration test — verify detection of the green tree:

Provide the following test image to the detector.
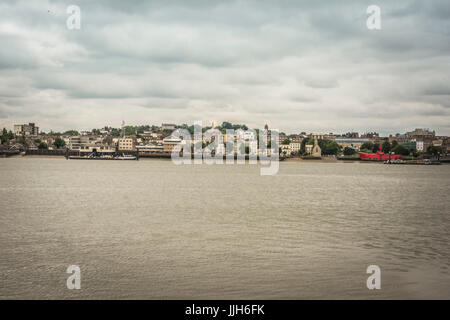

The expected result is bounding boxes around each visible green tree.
[427,145,442,155]
[0,128,7,144]
[6,130,14,140]
[391,144,410,156]
[1,128,14,144]
[110,128,121,137]
[64,130,79,136]
[38,142,48,150]
[361,141,374,151]
[382,141,391,153]
[319,139,340,155]
[372,143,380,153]
[343,146,356,156]
[53,137,66,149]
[281,138,291,145]
[221,122,233,130]
[391,140,398,148]
[300,138,314,153]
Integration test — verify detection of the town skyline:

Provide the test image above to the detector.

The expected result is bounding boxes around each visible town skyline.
[3,121,447,163]
[1,119,448,138]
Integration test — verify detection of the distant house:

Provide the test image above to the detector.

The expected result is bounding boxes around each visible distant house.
[163,136,182,153]
[14,123,39,136]
[289,142,301,154]
[280,144,291,156]
[118,137,136,151]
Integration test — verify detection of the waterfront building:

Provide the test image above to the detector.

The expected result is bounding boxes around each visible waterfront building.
[68,136,82,150]
[68,135,102,150]
[118,137,136,151]
[79,145,116,154]
[136,145,164,153]
[280,144,291,156]
[404,129,436,153]
[163,136,182,152]
[416,140,424,152]
[415,138,433,152]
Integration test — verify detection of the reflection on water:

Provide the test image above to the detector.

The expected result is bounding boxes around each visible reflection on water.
[0,157,449,299]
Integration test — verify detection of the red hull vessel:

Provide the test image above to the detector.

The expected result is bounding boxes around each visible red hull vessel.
[358,146,402,160]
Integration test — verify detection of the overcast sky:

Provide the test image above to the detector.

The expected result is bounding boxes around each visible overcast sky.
[0,0,449,135]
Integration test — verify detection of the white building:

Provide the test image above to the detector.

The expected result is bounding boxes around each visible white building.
[136,145,164,153]
[289,142,301,154]
[281,144,291,156]
[416,140,424,152]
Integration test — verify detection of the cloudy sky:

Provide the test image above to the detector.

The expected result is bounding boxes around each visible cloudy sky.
[0,0,449,135]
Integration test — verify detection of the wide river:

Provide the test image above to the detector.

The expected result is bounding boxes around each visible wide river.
[0,157,449,299]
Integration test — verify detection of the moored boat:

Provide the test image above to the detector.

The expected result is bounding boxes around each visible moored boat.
[359,146,402,161]
[114,154,137,160]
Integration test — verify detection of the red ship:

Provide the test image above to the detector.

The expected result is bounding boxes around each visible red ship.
[358,145,402,160]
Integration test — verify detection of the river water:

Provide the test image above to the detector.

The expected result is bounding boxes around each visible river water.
[0,157,449,299]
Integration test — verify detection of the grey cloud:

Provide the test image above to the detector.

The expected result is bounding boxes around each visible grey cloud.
[0,0,449,135]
